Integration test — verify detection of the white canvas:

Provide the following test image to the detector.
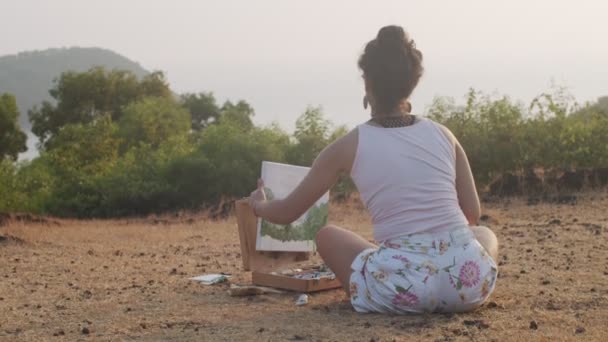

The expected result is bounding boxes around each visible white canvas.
[255,161,329,252]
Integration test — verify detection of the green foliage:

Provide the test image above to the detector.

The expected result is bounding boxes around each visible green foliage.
[0,157,53,214]
[260,202,328,242]
[218,100,255,131]
[180,92,221,131]
[0,93,27,160]
[287,106,332,166]
[428,89,527,184]
[188,120,290,202]
[30,67,170,147]
[46,116,120,176]
[42,117,120,216]
[118,97,191,150]
[94,136,193,216]
[0,160,18,211]
[164,153,216,208]
[427,88,608,187]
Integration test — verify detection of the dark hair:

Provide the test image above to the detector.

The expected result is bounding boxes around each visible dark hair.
[358,25,424,115]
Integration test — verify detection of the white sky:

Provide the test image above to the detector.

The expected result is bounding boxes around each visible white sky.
[2,0,607,131]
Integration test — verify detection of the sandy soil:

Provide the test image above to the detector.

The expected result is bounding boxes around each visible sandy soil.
[1,193,607,341]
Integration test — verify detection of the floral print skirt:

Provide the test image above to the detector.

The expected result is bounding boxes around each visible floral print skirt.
[349,226,498,314]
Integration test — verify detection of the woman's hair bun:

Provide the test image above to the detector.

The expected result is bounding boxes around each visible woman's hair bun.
[376,25,406,47]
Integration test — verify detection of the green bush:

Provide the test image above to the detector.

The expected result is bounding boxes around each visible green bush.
[427,88,608,187]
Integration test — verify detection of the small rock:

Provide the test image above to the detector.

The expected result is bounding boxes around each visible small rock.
[575,327,585,334]
[548,219,561,225]
[541,280,551,285]
[463,319,490,329]
[53,330,65,336]
[452,328,469,336]
[295,294,308,306]
[480,214,490,221]
[257,327,265,333]
[529,321,538,330]
[486,301,498,308]
[364,321,372,328]
[81,327,90,335]
[140,323,147,329]
[290,335,305,341]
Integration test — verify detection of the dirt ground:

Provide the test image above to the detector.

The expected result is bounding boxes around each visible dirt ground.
[1,193,607,341]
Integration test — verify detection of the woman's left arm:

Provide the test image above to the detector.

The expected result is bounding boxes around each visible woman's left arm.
[252,130,357,224]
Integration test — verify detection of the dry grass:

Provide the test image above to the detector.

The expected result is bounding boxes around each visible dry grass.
[1,193,607,341]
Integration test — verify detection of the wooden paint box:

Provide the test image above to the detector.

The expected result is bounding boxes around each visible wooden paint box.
[234,199,342,292]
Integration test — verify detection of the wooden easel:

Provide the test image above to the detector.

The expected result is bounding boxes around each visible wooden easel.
[235,199,341,292]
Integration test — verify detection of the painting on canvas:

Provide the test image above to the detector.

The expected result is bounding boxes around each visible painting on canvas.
[256,161,329,252]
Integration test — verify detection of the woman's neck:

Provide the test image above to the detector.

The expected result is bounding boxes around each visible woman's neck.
[371,101,412,118]
[371,108,411,118]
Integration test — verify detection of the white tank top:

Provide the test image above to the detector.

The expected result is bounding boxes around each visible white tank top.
[350,117,469,242]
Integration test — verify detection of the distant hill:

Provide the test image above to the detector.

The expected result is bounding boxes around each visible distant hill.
[0,47,149,131]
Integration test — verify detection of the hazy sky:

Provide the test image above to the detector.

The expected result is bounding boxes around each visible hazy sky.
[2,0,607,131]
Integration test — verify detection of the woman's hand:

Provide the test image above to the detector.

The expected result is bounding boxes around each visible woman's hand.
[249,178,266,216]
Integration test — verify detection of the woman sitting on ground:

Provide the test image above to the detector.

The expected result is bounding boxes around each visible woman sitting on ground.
[249,25,498,314]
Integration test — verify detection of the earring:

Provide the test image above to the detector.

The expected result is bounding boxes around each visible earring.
[363,95,368,110]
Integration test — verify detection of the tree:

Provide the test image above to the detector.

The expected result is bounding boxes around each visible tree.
[180,92,221,131]
[0,159,18,211]
[0,93,27,160]
[218,100,255,131]
[118,97,191,150]
[43,116,120,216]
[3,157,55,214]
[29,67,171,147]
[187,120,290,203]
[287,106,331,166]
[94,136,192,217]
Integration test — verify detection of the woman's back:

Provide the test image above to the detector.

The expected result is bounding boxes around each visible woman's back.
[351,117,469,241]
[250,25,498,314]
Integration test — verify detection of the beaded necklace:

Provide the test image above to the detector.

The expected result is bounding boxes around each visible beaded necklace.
[369,114,416,128]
